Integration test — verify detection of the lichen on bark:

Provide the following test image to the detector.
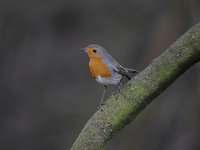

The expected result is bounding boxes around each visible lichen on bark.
[71,24,200,150]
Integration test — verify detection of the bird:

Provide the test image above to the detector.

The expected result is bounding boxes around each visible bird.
[81,44,139,109]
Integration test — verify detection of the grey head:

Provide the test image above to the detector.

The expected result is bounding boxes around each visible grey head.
[85,44,119,65]
[86,44,109,57]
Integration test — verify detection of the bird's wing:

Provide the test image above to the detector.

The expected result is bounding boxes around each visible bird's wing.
[102,51,139,80]
[114,66,131,80]
[114,66,139,80]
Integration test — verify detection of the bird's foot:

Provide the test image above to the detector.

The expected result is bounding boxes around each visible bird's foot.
[97,103,105,111]
[115,94,120,100]
[112,91,120,100]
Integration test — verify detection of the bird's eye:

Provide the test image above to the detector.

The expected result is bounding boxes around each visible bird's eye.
[93,49,97,53]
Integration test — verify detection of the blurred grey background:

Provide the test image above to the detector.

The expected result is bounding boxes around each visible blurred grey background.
[1,0,200,150]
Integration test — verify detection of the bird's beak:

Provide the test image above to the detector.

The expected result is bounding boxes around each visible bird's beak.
[81,47,87,53]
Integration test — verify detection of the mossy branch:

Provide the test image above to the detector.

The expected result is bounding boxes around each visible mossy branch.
[71,24,200,150]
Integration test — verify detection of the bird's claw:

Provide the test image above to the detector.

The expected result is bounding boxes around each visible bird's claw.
[97,103,105,111]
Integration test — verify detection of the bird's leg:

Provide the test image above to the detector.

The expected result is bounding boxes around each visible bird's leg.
[118,82,122,93]
[98,85,107,110]
[116,79,122,100]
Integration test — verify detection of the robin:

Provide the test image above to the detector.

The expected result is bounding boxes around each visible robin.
[81,44,139,109]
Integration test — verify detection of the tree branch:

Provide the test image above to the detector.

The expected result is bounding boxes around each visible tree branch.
[71,23,200,150]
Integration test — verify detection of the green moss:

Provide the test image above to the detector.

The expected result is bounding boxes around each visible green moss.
[71,24,200,150]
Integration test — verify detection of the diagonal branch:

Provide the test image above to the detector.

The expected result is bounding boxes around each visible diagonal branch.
[71,23,200,150]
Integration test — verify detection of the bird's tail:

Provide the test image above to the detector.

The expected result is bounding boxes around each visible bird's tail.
[125,68,139,74]
[123,68,139,80]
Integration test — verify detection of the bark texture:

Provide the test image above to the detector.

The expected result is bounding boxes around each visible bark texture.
[71,24,200,150]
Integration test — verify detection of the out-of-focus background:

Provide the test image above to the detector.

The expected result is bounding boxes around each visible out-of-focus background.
[1,0,200,150]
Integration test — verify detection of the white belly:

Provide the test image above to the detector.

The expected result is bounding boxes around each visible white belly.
[95,75,122,85]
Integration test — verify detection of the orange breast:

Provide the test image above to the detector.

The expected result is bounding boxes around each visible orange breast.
[89,58,112,79]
